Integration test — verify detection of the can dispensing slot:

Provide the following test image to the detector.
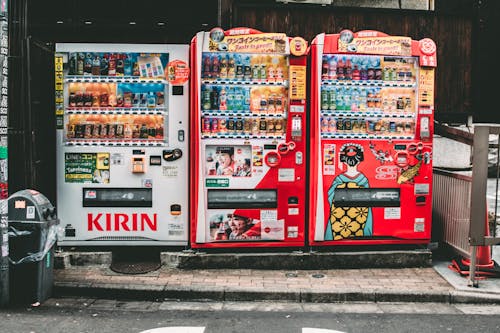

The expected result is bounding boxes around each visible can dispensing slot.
[82,188,153,207]
[207,189,277,209]
[333,188,400,207]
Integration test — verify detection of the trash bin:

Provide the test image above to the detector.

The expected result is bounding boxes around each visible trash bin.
[7,189,58,305]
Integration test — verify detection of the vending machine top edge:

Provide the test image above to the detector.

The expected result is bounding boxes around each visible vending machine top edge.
[190,27,309,248]
[309,30,437,246]
[55,43,190,246]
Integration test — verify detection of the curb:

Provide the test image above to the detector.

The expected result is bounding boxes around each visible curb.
[55,249,432,270]
[53,281,500,304]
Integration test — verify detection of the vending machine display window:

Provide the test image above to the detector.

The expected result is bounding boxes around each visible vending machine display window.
[56,44,189,246]
[191,28,308,248]
[309,31,436,246]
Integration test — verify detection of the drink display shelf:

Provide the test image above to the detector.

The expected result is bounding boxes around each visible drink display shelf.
[320,110,415,118]
[321,133,414,140]
[202,134,285,140]
[202,111,286,118]
[321,80,416,88]
[65,75,167,84]
[65,140,165,147]
[202,79,288,87]
[65,107,166,115]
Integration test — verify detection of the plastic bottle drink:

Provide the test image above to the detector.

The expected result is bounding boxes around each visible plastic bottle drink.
[351,88,360,111]
[202,88,211,110]
[91,55,100,76]
[328,88,336,110]
[234,89,244,111]
[84,53,93,75]
[77,53,85,75]
[243,88,251,111]
[328,56,337,80]
[203,55,211,78]
[322,57,329,80]
[252,56,261,81]
[244,56,252,81]
[321,89,329,110]
[336,88,344,111]
[226,87,234,111]
[219,87,227,110]
[344,59,352,80]
[219,56,227,79]
[211,55,220,79]
[124,54,132,76]
[116,54,125,76]
[227,55,236,79]
[336,58,344,80]
[359,88,367,111]
[343,88,351,111]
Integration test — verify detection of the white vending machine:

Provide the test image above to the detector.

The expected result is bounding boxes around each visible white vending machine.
[55,43,189,246]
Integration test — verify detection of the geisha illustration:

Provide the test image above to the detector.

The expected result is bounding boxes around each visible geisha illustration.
[325,143,373,240]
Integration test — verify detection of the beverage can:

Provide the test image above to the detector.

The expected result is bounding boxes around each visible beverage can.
[218,118,227,133]
[328,118,337,133]
[211,118,219,133]
[235,118,244,132]
[321,117,329,132]
[343,118,352,131]
[259,118,267,134]
[84,123,93,139]
[321,89,329,110]
[337,118,344,131]
[116,124,124,138]
[203,117,211,134]
[100,124,108,138]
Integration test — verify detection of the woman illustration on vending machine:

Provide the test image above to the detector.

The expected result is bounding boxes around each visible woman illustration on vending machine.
[325,143,373,240]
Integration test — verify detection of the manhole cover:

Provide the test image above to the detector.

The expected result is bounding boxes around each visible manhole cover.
[311,273,325,279]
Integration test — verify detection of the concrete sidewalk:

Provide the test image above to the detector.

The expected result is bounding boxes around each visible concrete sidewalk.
[52,250,500,305]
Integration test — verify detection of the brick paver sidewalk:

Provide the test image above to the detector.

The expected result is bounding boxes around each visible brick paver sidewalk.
[54,266,452,294]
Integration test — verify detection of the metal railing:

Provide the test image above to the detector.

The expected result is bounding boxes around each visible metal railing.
[433,123,500,287]
[433,169,472,258]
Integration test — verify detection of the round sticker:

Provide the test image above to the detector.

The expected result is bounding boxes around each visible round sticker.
[209,27,225,43]
[419,38,436,56]
[339,29,354,44]
[166,60,190,85]
[290,37,307,56]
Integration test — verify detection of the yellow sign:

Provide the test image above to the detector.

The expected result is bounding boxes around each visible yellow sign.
[418,68,434,106]
[211,33,288,54]
[289,65,306,100]
[339,36,412,56]
[54,55,64,129]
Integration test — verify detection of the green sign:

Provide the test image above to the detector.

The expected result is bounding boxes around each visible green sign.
[206,178,229,188]
[65,152,110,183]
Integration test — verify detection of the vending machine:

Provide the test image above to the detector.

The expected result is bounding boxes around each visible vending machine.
[190,28,308,248]
[309,30,437,245]
[55,43,190,246]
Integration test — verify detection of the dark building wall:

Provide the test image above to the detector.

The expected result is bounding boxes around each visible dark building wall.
[8,0,481,201]
[230,0,474,123]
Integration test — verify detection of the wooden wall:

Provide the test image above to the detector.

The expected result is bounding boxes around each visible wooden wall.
[228,1,473,123]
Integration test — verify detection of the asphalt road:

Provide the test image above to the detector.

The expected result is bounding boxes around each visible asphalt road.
[1,299,500,333]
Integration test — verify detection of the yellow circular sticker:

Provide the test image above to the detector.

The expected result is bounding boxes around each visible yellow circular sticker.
[290,37,307,56]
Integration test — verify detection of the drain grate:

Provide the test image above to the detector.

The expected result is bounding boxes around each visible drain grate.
[110,248,161,274]
[110,261,161,274]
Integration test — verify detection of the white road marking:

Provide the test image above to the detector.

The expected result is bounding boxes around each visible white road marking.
[303,329,346,333]
[140,327,205,333]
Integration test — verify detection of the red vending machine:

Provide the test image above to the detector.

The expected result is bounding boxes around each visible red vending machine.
[309,30,437,245]
[190,28,308,248]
